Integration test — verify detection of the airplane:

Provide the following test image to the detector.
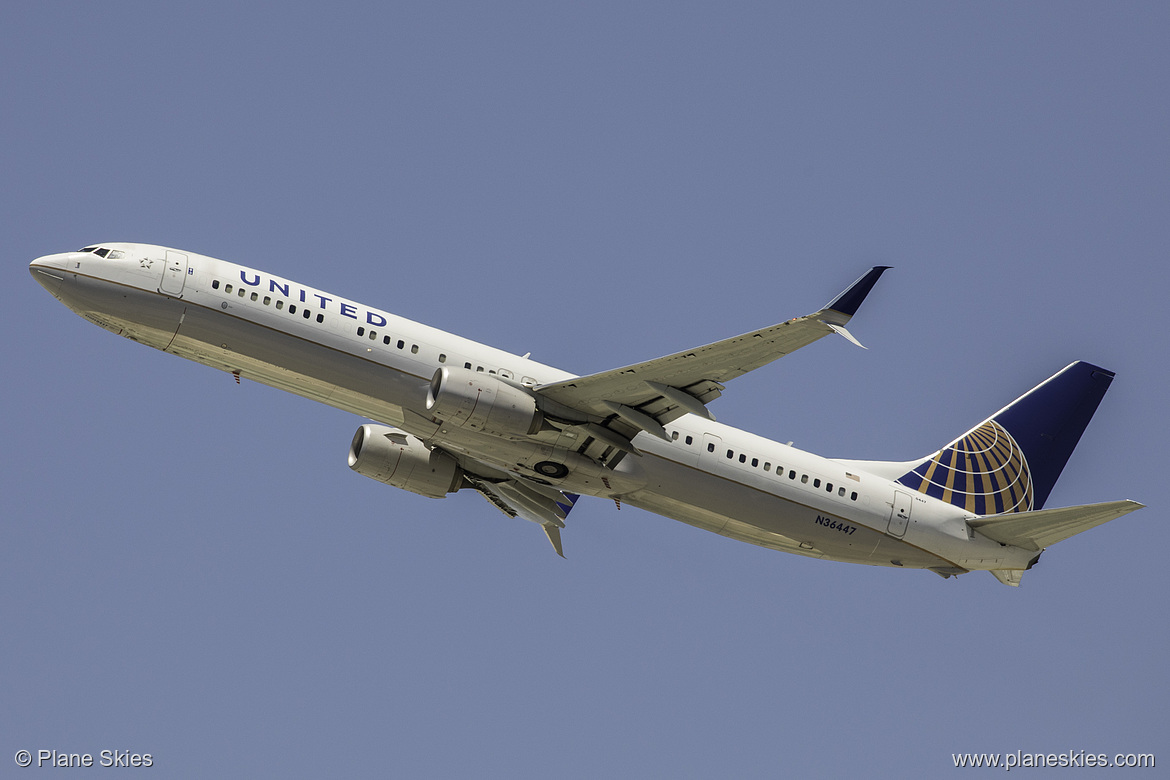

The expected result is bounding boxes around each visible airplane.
[29,243,1143,586]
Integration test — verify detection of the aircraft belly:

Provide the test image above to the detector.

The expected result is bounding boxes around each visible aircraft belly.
[624,454,956,570]
[431,427,650,495]
[169,303,422,425]
[54,273,185,349]
[56,274,420,427]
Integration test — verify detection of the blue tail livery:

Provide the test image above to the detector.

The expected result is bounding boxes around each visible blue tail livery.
[897,362,1115,514]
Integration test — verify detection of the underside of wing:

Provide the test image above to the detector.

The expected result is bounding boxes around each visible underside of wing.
[464,472,580,557]
[533,267,889,448]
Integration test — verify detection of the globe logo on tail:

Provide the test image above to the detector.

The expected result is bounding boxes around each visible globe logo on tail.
[898,420,1033,515]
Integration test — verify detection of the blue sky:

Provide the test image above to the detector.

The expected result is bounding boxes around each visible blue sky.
[3,2,1168,777]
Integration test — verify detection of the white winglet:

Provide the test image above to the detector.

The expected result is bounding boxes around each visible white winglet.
[824,322,867,349]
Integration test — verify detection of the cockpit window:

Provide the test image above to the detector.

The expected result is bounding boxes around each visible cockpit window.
[79,246,126,259]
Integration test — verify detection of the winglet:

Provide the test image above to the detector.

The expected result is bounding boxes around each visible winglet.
[824,322,867,349]
[823,266,891,317]
[542,524,566,557]
[990,569,1024,587]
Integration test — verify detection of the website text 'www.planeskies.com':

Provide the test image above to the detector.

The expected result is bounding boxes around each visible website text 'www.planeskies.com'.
[952,750,1155,770]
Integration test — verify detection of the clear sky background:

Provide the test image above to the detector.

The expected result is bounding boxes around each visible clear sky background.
[3,2,1167,777]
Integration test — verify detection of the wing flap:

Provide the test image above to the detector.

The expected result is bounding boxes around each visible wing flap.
[969,499,1144,551]
[537,313,827,410]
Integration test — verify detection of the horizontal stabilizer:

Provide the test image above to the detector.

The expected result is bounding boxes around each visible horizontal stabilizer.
[970,499,1144,551]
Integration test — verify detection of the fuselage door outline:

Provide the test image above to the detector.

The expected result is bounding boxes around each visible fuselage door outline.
[160,250,188,297]
[888,490,912,538]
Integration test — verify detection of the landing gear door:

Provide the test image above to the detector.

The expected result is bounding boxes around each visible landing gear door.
[888,490,912,538]
[161,251,188,296]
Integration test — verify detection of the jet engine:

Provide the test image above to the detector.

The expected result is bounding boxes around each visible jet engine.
[348,424,463,498]
[426,366,543,436]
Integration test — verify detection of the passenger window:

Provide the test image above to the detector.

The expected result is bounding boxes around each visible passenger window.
[383,335,391,345]
[671,431,679,441]
[751,458,759,467]
[465,362,473,369]
[726,450,734,459]
[789,471,796,479]
[369,330,377,339]
[685,435,693,445]
[708,443,715,453]
[289,304,297,314]
[411,345,419,354]
[439,354,447,363]
[499,369,512,379]
[476,366,484,372]
[397,340,405,349]
[738,454,746,464]
[316,313,324,323]
[838,487,846,497]
[225,284,233,293]
[263,296,271,305]
[212,280,220,290]
[850,492,858,501]
[763,462,771,471]
[813,479,821,488]
[251,292,258,302]
[826,483,833,492]
[357,327,365,336]
[303,309,311,319]
[522,377,536,386]
[276,300,284,310]
[238,288,245,298]
[801,475,809,484]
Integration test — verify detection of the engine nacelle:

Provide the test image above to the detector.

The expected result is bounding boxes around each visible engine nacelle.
[426,366,543,436]
[348,424,463,498]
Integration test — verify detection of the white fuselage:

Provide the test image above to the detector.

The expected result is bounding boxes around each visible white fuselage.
[30,243,1035,575]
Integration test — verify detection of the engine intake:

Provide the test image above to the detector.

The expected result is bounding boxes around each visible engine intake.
[426,366,543,436]
[348,424,463,498]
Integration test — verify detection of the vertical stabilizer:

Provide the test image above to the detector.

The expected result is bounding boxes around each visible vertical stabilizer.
[896,362,1115,513]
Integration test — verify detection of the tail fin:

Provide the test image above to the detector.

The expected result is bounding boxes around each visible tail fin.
[895,362,1115,514]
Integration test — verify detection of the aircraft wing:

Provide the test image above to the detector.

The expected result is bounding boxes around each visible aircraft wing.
[535,267,889,443]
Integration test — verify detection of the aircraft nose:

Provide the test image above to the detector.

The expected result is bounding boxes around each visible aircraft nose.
[29,252,76,297]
